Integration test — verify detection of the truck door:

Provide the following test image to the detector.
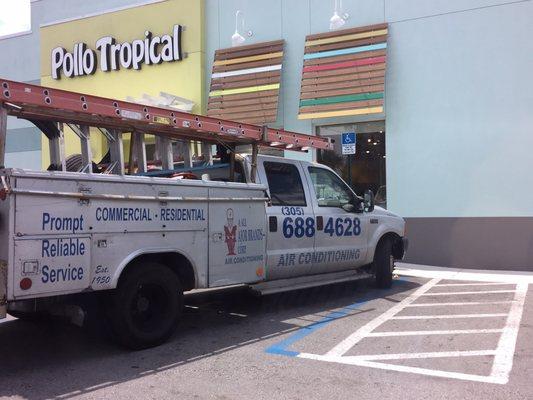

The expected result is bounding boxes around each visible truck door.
[257,159,315,280]
[306,166,368,272]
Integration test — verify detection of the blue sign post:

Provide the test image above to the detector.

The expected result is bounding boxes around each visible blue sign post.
[341,132,356,187]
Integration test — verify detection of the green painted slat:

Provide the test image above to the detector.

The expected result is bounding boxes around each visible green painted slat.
[300,92,383,107]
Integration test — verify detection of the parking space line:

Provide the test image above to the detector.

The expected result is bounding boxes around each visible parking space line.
[324,278,441,357]
[491,282,528,383]
[420,290,516,296]
[405,301,513,307]
[341,349,497,361]
[298,353,508,384]
[366,328,504,337]
[391,313,507,320]
[434,282,514,287]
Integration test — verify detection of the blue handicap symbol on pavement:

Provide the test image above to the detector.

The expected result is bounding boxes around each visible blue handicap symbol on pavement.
[342,132,355,145]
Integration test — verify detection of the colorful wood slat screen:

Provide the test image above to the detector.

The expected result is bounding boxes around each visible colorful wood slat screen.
[208,40,284,125]
[298,23,388,120]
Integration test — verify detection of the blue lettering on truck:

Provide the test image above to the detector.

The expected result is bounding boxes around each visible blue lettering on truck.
[42,213,84,233]
[96,207,153,221]
[160,208,205,221]
[41,265,84,283]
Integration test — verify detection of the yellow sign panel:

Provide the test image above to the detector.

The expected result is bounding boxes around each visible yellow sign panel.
[40,0,205,169]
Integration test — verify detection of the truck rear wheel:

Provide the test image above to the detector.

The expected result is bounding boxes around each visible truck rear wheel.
[374,238,393,289]
[107,262,183,349]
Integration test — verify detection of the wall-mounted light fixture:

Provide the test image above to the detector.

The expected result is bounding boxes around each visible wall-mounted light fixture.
[329,0,349,31]
[231,10,248,47]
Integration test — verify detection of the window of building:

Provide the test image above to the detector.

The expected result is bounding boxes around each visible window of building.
[0,0,31,39]
[317,121,386,205]
[264,162,306,206]
[308,167,355,207]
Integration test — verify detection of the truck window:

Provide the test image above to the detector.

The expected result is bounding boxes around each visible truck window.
[264,162,306,206]
[308,167,354,207]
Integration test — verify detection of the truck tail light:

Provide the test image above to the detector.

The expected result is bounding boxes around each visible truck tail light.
[20,278,32,290]
[0,187,7,201]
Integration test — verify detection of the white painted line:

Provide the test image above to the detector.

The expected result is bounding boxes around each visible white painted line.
[299,353,507,385]
[406,301,513,307]
[490,282,528,384]
[420,290,515,296]
[395,263,533,284]
[341,349,497,361]
[212,64,282,79]
[391,313,508,320]
[366,328,504,337]
[324,278,441,357]
[435,282,515,287]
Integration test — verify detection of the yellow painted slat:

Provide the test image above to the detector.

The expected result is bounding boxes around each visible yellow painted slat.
[297,106,383,120]
[214,51,284,66]
[209,83,280,97]
[305,29,388,47]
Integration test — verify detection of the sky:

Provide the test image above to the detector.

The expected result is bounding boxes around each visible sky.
[0,0,31,37]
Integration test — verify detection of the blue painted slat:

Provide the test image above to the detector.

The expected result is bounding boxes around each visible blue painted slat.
[303,42,387,60]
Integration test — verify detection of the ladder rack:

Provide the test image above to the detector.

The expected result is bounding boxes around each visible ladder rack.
[0,78,333,182]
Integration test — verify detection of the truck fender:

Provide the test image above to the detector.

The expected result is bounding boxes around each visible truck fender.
[366,225,404,264]
[110,247,199,290]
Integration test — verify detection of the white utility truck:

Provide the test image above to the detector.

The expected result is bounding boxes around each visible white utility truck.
[0,79,407,348]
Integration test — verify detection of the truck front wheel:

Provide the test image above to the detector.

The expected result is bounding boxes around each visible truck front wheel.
[374,238,394,289]
[107,262,183,349]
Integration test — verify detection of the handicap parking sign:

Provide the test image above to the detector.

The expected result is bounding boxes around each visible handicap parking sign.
[341,132,356,155]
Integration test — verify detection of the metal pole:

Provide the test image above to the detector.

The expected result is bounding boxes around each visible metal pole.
[348,154,352,188]
[250,143,258,183]
[0,106,6,168]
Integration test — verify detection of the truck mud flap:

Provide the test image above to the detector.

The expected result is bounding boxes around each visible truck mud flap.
[0,260,6,319]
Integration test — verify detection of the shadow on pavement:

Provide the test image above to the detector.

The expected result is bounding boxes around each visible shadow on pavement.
[0,278,420,399]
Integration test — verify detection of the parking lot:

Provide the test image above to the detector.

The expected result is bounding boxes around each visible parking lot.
[0,264,532,400]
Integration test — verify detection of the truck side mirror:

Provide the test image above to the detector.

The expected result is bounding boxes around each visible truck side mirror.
[364,189,375,212]
[342,203,355,213]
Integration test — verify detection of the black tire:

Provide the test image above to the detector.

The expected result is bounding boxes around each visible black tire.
[374,238,394,289]
[106,262,183,349]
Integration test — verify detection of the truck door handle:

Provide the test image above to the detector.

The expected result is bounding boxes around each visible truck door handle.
[316,216,323,231]
[269,216,277,232]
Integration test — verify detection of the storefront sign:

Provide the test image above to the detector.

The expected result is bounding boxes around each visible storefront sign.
[51,25,183,79]
[341,132,356,155]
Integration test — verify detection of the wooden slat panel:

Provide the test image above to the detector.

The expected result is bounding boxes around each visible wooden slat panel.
[301,69,385,86]
[209,102,278,114]
[208,90,279,103]
[209,40,283,125]
[211,71,281,85]
[305,23,388,41]
[303,49,386,66]
[215,40,284,56]
[209,109,278,120]
[302,63,386,80]
[215,44,284,60]
[211,74,282,90]
[301,83,384,98]
[305,35,387,54]
[299,99,383,114]
[208,95,279,109]
[212,57,283,73]
[298,23,388,119]
[298,106,383,120]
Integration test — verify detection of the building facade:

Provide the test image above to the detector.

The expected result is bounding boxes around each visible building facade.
[1,0,532,270]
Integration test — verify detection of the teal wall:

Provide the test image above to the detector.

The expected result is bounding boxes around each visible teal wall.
[206,0,533,218]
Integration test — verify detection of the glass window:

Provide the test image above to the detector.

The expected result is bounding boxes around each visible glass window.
[316,121,386,206]
[264,162,306,206]
[308,167,355,208]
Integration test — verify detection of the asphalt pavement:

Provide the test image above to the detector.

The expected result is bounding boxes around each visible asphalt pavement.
[0,264,532,400]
